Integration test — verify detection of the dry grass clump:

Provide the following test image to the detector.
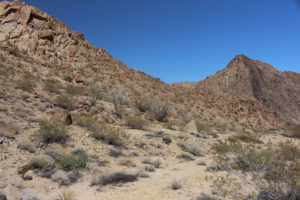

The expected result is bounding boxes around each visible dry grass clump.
[178,142,203,157]
[62,190,76,200]
[92,124,126,146]
[170,179,182,190]
[39,120,69,144]
[16,72,34,92]
[55,95,74,111]
[109,146,123,158]
[228,132,262,144]
[64,84,83,96]
[43,79,61,93]
[29,154,55,170]
[196,122,211,132]
[142,158,162,168]
[59,150,88,171]
[283,125,300,138]
[125,116,148,130]
[91,171,139,186]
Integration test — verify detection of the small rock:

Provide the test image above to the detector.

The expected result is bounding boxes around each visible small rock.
[22,174,33,181]
[0,191,7,200]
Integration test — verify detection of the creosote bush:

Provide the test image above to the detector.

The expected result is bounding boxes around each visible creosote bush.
[125,116,148,130]
[39,120,68,144]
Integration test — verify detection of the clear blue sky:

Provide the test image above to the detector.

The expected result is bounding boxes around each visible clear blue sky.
[22,0,300,83]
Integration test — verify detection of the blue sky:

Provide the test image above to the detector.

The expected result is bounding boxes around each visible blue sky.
[22,0,300,83]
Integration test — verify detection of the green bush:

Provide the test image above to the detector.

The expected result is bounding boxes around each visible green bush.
[39,120,68,144]
[59,150,88,171]
[125,116,148,130]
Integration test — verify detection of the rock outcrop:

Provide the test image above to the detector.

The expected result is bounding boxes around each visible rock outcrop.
[197,55,300,124]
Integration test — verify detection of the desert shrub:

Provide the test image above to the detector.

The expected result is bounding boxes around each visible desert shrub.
[231,132,263,144]
[91,171,139,186]
[88,84,105,106]
[118,159,136,167]
[142,158,162,168]
[170,180,182,190]
[162,135,172,144]
[135,95,150,112]
[62,190,76,200]
[92,124,126,146]
[51,170,70,185]
[43,79,61,93]
[109,88,128,117]
[64,84,82,96]
[178,142,203,157]
[59,150,88,171]
[144,165,155,172]
[149,97,169,122]
[125,116,148,130]
[177,153,195,161]
[196,122,211,132]
[29,154,55,170]
[109,146,123,157]
[16,72,34,92]
[63,74,73,82]
[55,95,74,111]
[285,125,300,138]
[39,120,68,144]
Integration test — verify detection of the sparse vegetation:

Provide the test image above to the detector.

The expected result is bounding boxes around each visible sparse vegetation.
[62,190,76,200]
[142,158,162,168]
[196,122,211,132]
[59,150,88,171]
[29,155,55,170]
[228,132,262,144]
[88,84,105,106]
[149,97,169,122]
[109,88,128,117]
[43,79,61,93]
[178,142,203,157]
[109,146,123,157]
[91,171,139,186]
[170,179,182,190]
[91,124,126,146]
[125,116,148,130]
[16,72,34,92]
[39,120,69,144]
[64,84,82,96]
[55,95,74,111]
[135,95,150,112]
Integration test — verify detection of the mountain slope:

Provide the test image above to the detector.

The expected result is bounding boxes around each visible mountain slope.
[197,55,300,124]
[0,1,282,129]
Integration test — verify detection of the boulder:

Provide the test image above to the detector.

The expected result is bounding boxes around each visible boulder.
[184,120,198,134]
[50,108,72,125]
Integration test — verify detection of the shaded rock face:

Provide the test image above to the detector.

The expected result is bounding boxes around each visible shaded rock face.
[198,55,300,124]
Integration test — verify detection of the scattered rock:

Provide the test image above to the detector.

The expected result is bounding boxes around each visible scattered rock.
[17,140,36,153]
[51,170,70,185]
[22,174,33,181]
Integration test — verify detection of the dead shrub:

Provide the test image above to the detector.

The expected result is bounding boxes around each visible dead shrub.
[16,72,34,92]
[88,84,105,106]
[125,116,148,130]
[149,97,169,122]
[91,171,139,186]
[55,95,74,111]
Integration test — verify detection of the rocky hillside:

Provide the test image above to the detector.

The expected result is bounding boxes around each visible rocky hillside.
[0,1,282,129]
[197,55,300,125]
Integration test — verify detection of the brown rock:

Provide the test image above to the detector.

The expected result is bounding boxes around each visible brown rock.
[184,120,198,133]
[50,108,72,125]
